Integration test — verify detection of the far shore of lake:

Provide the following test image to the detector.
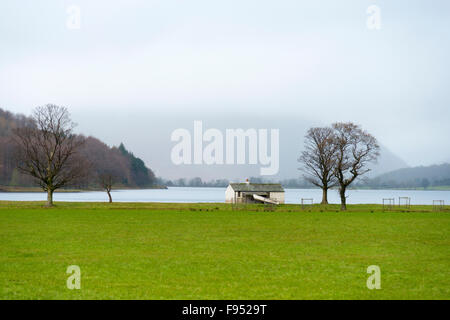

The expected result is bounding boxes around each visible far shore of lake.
[0,185,168,193]
[1,185,449,193]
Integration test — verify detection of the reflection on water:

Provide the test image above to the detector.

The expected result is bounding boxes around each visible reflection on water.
[1,187,449,205]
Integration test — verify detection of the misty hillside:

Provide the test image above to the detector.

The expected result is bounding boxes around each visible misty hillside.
[1,107,411,186]
[111,112,408,181]
[0,108,156,188]
[366,145,409,178]
[362,163,450,188]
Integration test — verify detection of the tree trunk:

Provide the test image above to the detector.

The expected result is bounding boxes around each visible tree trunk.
[339,187,347,211]
[47,189,54,207]
[321,187,329,205]
[107,190,112,203]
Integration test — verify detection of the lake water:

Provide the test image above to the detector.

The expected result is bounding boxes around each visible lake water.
[0,187,449,205]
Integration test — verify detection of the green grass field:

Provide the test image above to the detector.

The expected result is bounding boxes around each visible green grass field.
[0,201,449,300]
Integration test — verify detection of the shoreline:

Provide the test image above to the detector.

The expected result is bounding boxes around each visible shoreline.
[0,185,168,193]
[1,185,450,193]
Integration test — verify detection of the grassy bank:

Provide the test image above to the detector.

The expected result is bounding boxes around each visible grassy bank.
[0,202,448,299]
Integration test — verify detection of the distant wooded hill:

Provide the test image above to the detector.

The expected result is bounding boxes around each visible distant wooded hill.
[359,163,450,189]
[160,164,450,190]
[0,108,156,189]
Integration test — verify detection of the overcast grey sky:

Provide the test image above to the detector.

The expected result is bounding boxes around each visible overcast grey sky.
[1,0,450,178]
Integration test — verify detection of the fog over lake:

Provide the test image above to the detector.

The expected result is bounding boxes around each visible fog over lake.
[2,1,450,180]
[1,187,449,205]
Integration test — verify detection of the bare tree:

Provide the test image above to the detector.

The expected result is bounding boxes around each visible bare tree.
[332,122,380,211]
[96,165,121,203]
[12,104,88,206]
[99,172,115,203]
[79,137,126,203]
[299,127,337,204]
